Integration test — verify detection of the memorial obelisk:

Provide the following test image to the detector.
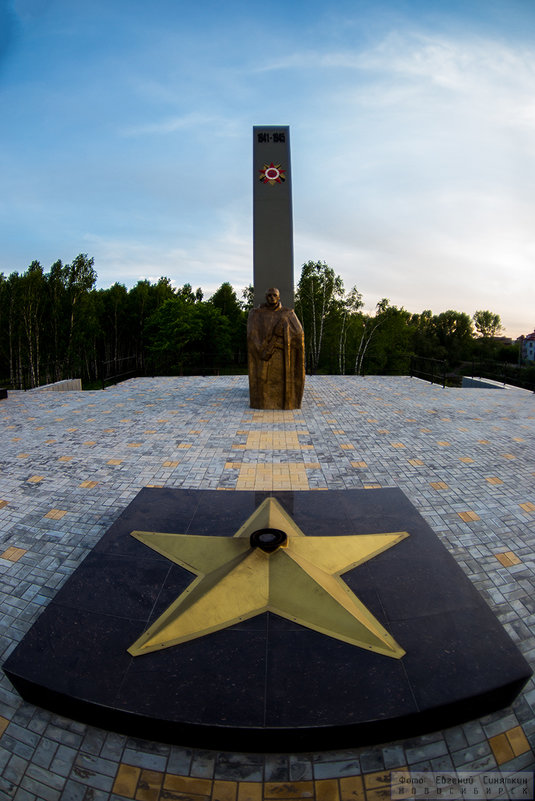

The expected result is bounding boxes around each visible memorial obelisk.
[253,125,294,308]
[248,126,304,409]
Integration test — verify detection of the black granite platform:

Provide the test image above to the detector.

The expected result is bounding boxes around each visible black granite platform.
[3,488,531,751]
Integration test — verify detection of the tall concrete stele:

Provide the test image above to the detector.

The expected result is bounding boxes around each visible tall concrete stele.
[253,125,294,308]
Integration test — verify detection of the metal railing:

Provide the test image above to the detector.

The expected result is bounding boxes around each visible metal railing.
[410,356,447,388]
[464,360,535,392]
[101,356,139,388]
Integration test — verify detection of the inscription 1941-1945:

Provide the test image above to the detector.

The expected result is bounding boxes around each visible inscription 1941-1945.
[256,131,286,144]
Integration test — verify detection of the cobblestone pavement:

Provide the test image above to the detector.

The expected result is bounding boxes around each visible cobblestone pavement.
[0,375,534,800]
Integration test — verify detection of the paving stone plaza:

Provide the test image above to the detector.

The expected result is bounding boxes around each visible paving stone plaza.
[1,375,534,800]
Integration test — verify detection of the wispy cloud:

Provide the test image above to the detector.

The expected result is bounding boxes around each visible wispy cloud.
[120,112,219,137]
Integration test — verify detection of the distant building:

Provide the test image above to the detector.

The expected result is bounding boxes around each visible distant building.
[518,331,535,362]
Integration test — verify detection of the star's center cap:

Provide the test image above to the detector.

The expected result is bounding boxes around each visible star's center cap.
[250,528,287,553]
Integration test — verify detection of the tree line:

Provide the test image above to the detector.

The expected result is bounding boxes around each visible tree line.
[0,255,525,390]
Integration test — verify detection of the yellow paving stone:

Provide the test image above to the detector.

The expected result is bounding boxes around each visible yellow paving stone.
[495,551,521,567]
[437,441,450,447]
[235,463,309,491]
[189,430,201,434]
[364,483,382,489]
[420,428,431,433]
[16,453,29,459]
[45,509,67,520]
[178,443,192,449]
[1,547,26,562]
[485,476,503,484]
[377,429,389,434]
[107,459,123,465]
[135,769,163,801]
[457,511,480,522]
[520,502,535,512]
[237,782,262,801]
[366,788,393,801]
[430,482,449,490]
[144,430,157,434]
[506,725,531,756]
[0,716,8,738]
[459,457,474,463]
[79,481,98,489]
[244,432,304,450]
[103,428,115,432]
[162,461,179,468]
[408,459,424,466]
[83,441,97,446]
[66,427,78,432]
[45,439,56,444]
[489,732,515,765]
[27,475,44,483]
[212,779,238,801]
[391,442,405,448]
[127,442,142,448]
[315,779,340,800]
[339,775,364,800]
[364,771,393,791]
[332,429,345,434]
[0,500,8,509]
[304,462,321,469]
[264,781,314,798]
[112,764,141,798]
[163,774,212,796]
[252,411,296,422]
[351,461,368,468]
[340,443,354,450]
[502,453,516,459]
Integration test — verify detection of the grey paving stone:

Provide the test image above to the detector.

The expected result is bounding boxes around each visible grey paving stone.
[288,756,313,782]
[1,376,534,793]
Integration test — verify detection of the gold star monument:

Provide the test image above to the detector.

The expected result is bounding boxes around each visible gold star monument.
[128,497,409,659]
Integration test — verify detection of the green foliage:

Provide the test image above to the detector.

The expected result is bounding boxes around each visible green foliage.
[473,310,503,339]
[0,253,514,387]
[295,261,344,372]
[144,297,232,372]
[241,284,254,311]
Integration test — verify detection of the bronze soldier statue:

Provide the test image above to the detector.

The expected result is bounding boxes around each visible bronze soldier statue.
[247,287,305,409]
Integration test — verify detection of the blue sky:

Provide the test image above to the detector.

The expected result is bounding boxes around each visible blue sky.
[1,0,534,338]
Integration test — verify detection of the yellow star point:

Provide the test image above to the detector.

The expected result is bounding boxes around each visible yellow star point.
[128,497,408,658]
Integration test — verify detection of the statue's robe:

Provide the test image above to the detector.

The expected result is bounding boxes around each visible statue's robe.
[247,305,305,409]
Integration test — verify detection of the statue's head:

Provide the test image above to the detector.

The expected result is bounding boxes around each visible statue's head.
[265,287,281,309]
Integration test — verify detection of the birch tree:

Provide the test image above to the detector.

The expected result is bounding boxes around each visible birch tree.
[295,261,343,373]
